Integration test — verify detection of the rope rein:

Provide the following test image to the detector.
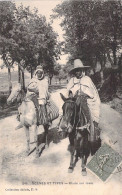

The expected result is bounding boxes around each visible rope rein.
[61,100,77,131]
[75,82,90,133]
[64,98,90,133]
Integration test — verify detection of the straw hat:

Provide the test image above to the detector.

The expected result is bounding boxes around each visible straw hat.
[69,59,90,74]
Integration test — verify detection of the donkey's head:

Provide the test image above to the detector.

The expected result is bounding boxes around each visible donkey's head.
[7,83,22,105]
[60,93,77,133]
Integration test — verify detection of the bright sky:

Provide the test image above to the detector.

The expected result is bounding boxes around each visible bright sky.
[14,0,69,64]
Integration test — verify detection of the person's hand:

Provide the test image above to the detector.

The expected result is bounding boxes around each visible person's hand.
[79,90,86,96]
[80,91,94,99]
[47,92,51,100]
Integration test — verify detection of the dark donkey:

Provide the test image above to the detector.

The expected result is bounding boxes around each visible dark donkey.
[60,92,101,176]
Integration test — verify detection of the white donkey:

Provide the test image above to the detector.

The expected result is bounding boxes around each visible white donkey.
[7,83,48,157]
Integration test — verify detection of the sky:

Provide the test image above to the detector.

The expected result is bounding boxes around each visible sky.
[14,0,69,64]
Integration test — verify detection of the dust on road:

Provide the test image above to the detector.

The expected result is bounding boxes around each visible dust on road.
[0,89,122,187]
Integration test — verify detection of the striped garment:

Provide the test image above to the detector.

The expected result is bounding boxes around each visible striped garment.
[38,99,59,125]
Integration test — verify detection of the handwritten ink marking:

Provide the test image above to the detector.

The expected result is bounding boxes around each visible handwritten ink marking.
[117,165,122,173]
[96,154,110,176]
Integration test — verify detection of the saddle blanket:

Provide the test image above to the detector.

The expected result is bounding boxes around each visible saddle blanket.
[46,98,59,121]
[39,98,59,125]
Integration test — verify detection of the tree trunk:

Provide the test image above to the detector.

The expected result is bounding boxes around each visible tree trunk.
[93,56,98,74]
[107,52,114,67]
[31,66,33,78]
[59,78,61,85]
[111,71,117,94]
[113,46,117,67]
[99,57,105,84]
[49,77,52,85]
[8,67,12,94]
[112,24,117,67]
[18,65,21,83]
[92,68,96,74]
[22,71,25,91]
[100,70,104,84]
[118,54,122,83]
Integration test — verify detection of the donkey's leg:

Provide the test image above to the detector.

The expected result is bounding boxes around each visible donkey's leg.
[68,133,75,173]
[73,138,81,167]
[34,125,39,157]
[43,124,49,148]
[24,125,30,155]
[68,149,75,173]
[81,155,87,176]
[73,150,79,168]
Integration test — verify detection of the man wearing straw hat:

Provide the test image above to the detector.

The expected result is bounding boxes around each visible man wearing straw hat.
[67,59,101,134]
[58,59,101,138]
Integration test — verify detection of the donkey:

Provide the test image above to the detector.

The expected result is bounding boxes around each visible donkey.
[60,93,92,176]
[7,83,49,157]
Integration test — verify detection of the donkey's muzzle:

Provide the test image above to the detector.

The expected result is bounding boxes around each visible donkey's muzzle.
[60,121,67,131]
[60,118,73,133]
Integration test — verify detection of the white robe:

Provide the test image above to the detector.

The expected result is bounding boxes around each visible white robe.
[67,76,101,123]
[26,75,49,105]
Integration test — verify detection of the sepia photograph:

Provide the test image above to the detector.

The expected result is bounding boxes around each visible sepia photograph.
[0,0,122,195]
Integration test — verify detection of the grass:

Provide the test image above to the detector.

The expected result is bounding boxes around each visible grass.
[0,70,30,92]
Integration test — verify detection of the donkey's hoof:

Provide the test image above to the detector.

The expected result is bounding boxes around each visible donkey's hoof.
[36,152,39,158]
[68,167,73,173]
[82,168,87,176]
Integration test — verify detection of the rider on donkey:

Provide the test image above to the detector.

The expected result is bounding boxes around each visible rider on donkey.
[16,65,58,129]
[16,65,50,127]
[26,65,50,126]
[67,59,101,129]
[58,59,101,140]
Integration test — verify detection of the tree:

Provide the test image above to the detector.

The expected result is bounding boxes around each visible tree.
[10,5,60,76]
[0,2,60,90]
[54,64,61,75]
[0,1,16,93]
[52,0,122,81]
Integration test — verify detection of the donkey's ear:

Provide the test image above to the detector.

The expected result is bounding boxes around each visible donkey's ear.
[60,93,67,102]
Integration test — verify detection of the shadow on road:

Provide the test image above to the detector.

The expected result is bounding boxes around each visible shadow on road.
[36,127,66,157]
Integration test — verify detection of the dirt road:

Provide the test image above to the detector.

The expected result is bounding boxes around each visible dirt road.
[0,89,122,194]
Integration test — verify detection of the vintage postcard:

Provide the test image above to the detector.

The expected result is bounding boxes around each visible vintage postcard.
[0,0,122,195]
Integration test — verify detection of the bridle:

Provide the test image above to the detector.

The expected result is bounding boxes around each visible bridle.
[61,100,77,132]
[76,103,90,133]
[9,89,25,104]
[62,99,90,134]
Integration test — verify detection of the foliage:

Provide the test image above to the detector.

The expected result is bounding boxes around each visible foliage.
[0,2,60,73]
[53,64,61,75]
[52,0,122,71]
[0,2,16,66]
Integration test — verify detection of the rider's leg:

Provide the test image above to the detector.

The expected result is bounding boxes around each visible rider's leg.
[30,96,40,125]
[91,120,101,155]
[16,104,22,121]
[16,105,23,129]
[93,121,101,139]
[39,104,50,125]
[37,104,51,126]
[30,96,51,126]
